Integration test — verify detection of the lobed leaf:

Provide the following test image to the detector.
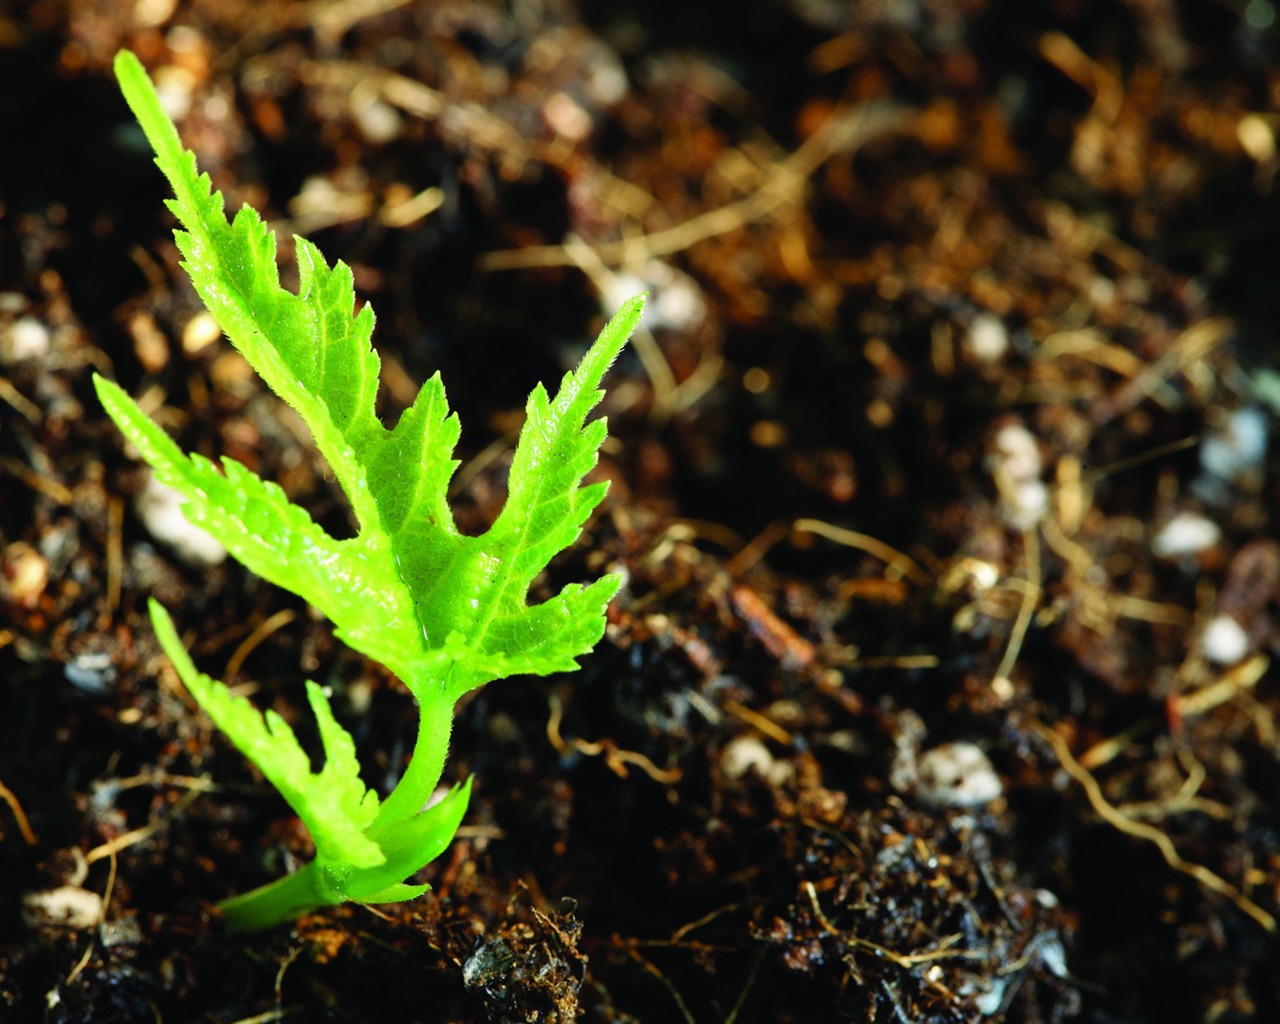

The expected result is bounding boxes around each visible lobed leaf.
[149,600,384,869]
[109,51,640,703]
[345,780,472,903]
[102,51,642,929]
[115,53,383,529]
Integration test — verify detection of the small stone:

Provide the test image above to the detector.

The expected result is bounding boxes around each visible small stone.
[967,559,1000,592]
[1238,113,1276,162]
[651,271,705,332]
[2,541,48,607]
[64,652,117,696]
[583,43,628,106]
[963,313,1008,363]
[1004,478,1048,529]
[22,886,103,930]
[128,309,169,373]
[720,736,774,780]
[1200,407,1267,482]
[1201,613,1249,665]
[100,914,142,949]
[720,736,791,785]
[544,91,592,141]
[355,99,402,144]
[990,422,1042,482]
[916,742,1002,808]
[1152,512,1221,558]
[182,311,222,354]
[132,0,177,27]
[2,317,50,362]
[986,420,1048,527]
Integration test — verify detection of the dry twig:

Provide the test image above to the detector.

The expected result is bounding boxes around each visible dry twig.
[1034,720,1275,931]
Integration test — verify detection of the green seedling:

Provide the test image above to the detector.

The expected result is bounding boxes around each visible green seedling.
[96,51,642,932]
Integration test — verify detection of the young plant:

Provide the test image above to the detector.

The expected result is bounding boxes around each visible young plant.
[96,51,642,932]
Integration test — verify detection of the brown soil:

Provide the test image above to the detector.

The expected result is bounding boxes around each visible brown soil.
[2,2,1279,1022]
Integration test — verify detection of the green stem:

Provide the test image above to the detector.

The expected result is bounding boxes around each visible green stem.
[218,861,331,933]
[373,690,455,828]
[217,691,456,931]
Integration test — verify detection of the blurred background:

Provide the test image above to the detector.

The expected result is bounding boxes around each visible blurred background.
[3,2,1280,1022]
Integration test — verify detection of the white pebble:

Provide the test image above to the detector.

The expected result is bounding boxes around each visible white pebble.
[132,0,176,27]
[22,886,103,930]
[1238,113,1276,162]
[971,977,1008,1016]
[966,559,1000,592]
[583,44,629,106]
[355,99,402,145]
[720,736,791,785]
[916,742,1002,808]
[1033,888,1060,909]
[720,736,771,779]
[182,311,222,354]
[1037,934,1069,979]
[1200,408,1268,482]
[988,422,1046,527]
[651,272,705,332]
[963,313,1008,363]
[1201,614,1249,665]
[1088,276,1117,307]
[136,473,227,567]
[1003,478,1048,529]
[2,317,50,362]
[989,422,1042,481]
[1152,512,1221,558]
[543,92,592,142]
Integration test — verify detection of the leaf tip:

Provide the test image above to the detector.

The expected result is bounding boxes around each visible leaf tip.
[113,48,144,81]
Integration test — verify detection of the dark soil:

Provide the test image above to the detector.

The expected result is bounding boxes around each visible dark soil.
[3,1,1280,1022]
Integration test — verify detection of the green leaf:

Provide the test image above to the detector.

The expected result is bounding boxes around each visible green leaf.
[149,599,383,870]
[445,297,642,698]
[211,779,470,929]
[94,377,410,660]
[108,50,641,700]
[114,52,384,531]
[102,50,641,930]
[345,780,472,903]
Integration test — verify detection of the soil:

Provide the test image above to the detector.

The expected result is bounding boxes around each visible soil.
[2,1,1280,1022]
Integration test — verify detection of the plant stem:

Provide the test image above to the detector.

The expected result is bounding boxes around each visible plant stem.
[218,861,329,933]
[373,688,455,828]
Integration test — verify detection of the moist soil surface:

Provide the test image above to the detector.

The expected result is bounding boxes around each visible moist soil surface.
[3,2,1280,1022]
